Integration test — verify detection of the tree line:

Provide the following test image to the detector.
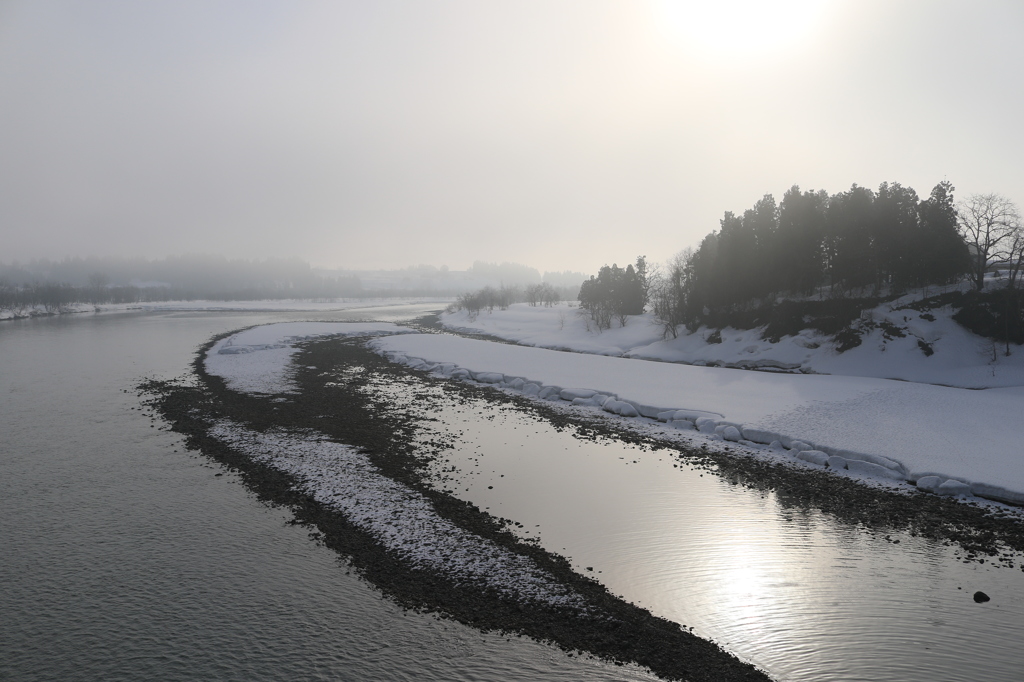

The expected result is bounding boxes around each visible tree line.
[673,181,972,327]
[578,258,651,329]
[446,282,571,316]
[575,181,1023,341]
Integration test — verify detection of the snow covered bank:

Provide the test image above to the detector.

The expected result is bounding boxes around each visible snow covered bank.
[209,420,587,610]
[441,299,1024,389]
[205,322,415,395]
[0,297,447,320]
[373,334,1024,506]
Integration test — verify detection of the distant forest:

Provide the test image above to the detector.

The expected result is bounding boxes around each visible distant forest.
[0,254,586,315]
[0,255,362,311]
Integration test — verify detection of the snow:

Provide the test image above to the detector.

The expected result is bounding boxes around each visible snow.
[205,322,414,395]
[372,333,1024,506]
[209,420,588,610]
[441,300,1024,389]
[0,297,448,320]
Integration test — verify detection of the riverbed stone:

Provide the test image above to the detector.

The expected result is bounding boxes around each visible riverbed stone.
[915,475,944,493]
[846,459,907,481]
[740,427,778,444]
[797,450,830,466]
[695,417,717,433]
[722,426,742,442]
[560,388,598,401]
[936,479,972,496]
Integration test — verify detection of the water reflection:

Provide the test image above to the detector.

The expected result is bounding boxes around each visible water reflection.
[0,308,662,682]
[404,385,1024,682]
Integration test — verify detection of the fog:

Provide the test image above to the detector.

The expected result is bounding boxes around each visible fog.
[1,0,1022,273]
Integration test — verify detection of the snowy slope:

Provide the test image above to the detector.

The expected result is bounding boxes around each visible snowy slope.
[374,333,1024,506]
[441,300,1024,389]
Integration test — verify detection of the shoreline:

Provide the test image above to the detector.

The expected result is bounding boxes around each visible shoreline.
[0,297,454,322]
[142,328,1024,681]
[142,334,770,682]
[381,315,1024,507]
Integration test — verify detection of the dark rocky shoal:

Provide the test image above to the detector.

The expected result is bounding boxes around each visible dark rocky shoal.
[141,333,770,682]
[140,326,1024,682]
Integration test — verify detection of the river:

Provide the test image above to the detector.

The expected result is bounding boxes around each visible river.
[2,307,1022,681]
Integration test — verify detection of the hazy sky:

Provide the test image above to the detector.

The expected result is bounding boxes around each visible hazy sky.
[2,0,1022,273]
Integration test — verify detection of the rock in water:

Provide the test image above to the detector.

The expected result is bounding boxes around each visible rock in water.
[973,591,990,603]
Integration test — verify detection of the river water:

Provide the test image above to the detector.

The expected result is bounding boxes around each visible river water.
[3,308,1023,681]
[0,307,658,682]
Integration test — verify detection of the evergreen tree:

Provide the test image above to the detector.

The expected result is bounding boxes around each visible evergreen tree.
[873,181,921,290]
[578,259,646,328]
[825,184,875,293]
[917,181,970,285]
[743,194,779,298]
[776,186,827,295]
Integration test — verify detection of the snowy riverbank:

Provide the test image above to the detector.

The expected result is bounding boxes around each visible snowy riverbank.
[374,333,1024,506]
[0,297,450,320]
[440,297,1024,389]
[201,321,1024,506]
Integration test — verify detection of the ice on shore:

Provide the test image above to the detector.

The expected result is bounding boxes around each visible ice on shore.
[372,333,1024,506]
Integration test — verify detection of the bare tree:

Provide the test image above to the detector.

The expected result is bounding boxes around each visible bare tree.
[1007,231,1024,291]
[87,272,110,304]
[650,249,692,339]
[957,193,1022,290]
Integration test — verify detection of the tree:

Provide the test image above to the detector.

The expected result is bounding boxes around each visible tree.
[824,184,875,294]
[650,249,691,338]
[87,272,110,304]
[634,255,653,310]
[578,261,646,329]
[743,194,779,298]
[1007,231,1024,291]
[957,193,1023,290]
[716,210,759,306]
[916,181,970,287]
[775,186,827,295]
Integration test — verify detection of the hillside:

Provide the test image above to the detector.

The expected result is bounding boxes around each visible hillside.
[440,284,1024,389]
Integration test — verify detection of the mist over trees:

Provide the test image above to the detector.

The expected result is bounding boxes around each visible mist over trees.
[446,282,566,316]
[578,257,649,330]
[0,255,362,303]
[0,254,588,318]
[649,181,988,331]
[563,180,1022,348]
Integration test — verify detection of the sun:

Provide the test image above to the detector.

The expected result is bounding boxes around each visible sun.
[656,0,831,61]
